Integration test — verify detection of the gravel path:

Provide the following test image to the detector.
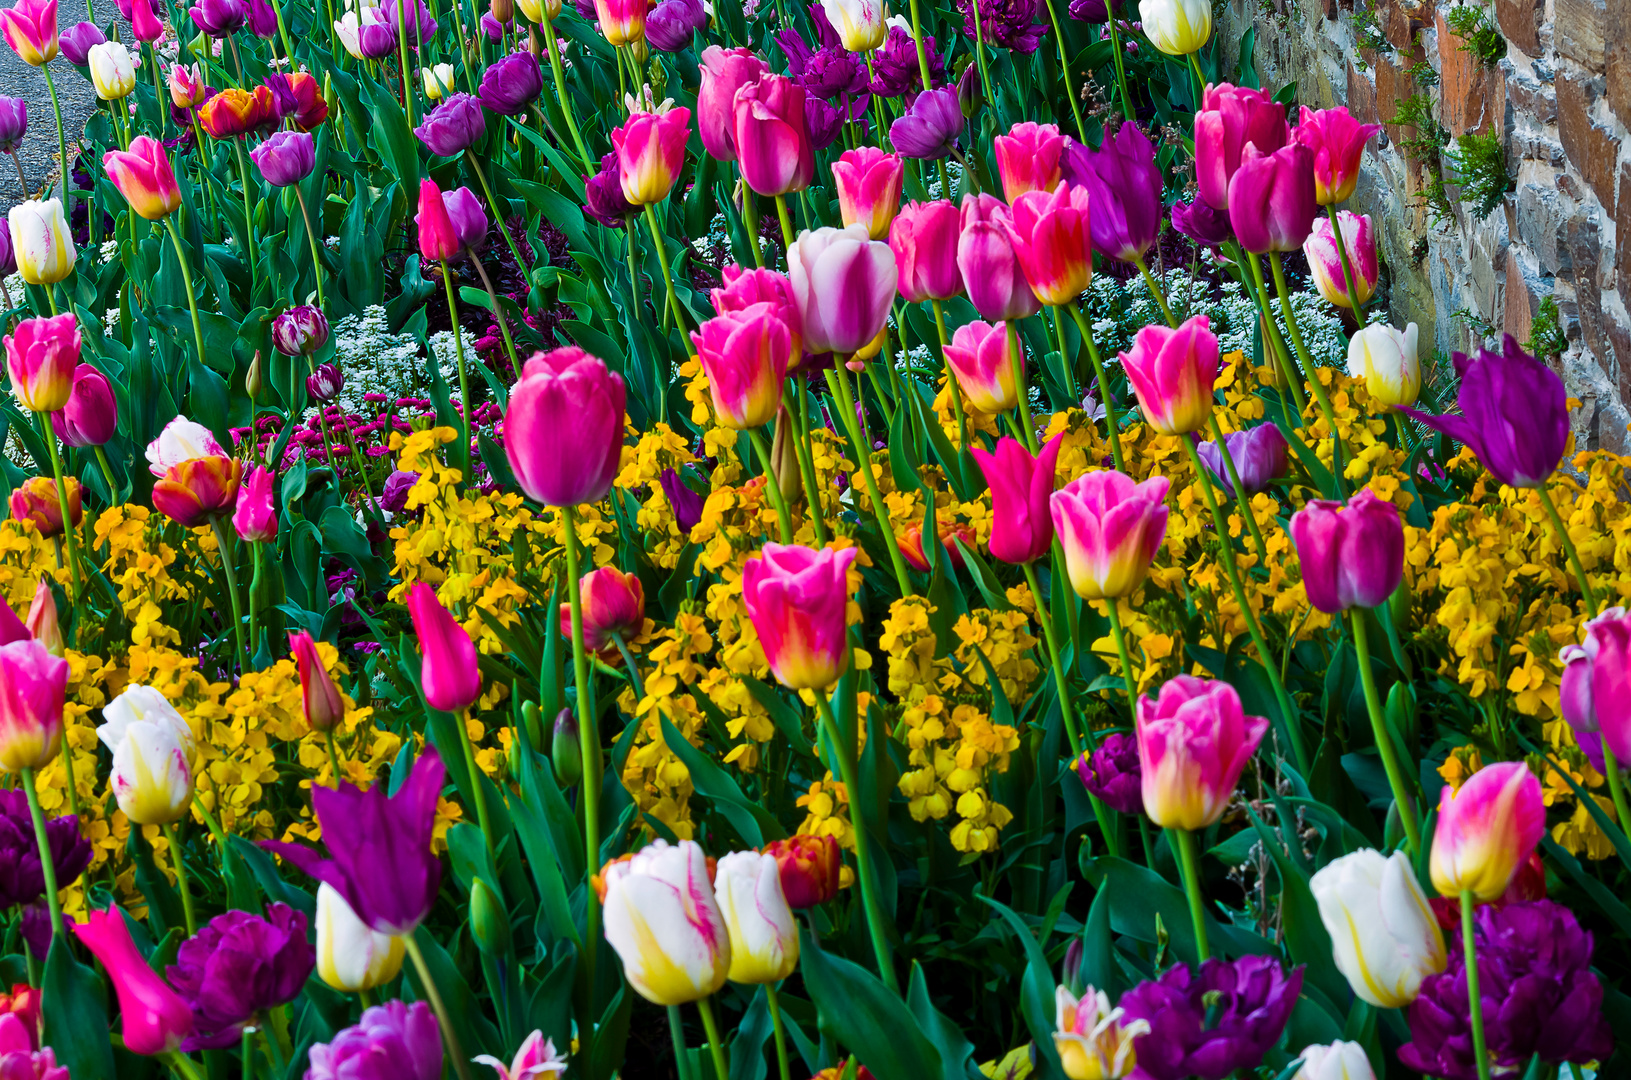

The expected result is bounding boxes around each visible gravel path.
[0,0,119,203]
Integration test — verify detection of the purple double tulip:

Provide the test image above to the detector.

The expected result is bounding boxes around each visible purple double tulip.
[1062,121,1163,263]
[414,93,487,157]
[167,904,315,1050]
[646,0,706,50]
[1119,955,1302,1080]
[190,0,246,34]
[479,51,543,115]
[250,129,315,187]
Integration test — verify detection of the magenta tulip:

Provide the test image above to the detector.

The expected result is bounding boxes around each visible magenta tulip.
[1228,141,1317,254]
[290,630,345,733]
[4,313,78,412]
[559,566,645,654]
[992,120,1065,202]
[712,265,803,365]
[0,637,65,771]
[504,346,627,507]
[691,303,792,429]
[232,465,277,543]
[1294,105,1379,206]
[71,908,194,1054]
[1194,83,1288,210]
[733,75,814,197]
[971,434,1062,565]
[1005,182,1093,306]
[415,179,461,264]
[889,199,962,303]
[697,46,767,161]
[51,363,116,447]
[0,0,57,66]
[956,193,1041,322]
[741,543,857,690]
[1118,314,1220,435]
[1050,470,1170,600]
[942,319,1021,414]
[406,583,482,713]
[1137,675,1269,830]
[1585,612,1631,764]
[1288,487,1404,613]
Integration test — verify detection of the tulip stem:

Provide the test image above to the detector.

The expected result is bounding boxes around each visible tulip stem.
[1268,251,1338,430]
[403,936,476,1080]
[94,446,118,502]
[1459,890,1494,1080]
[1186,52,1207,112]
[161,822,198,936]
[1064,302,1125,472]
[231,139,261,300]
[36,418,83,605]
[542,16,593,174]
[437,259,475,472]
[1206,414,1271,565]
[464,149,531,276]
[695,997,732,1080]
[470,252,522,380]
[324,730,343,785]
[766,985,793,1080]
[748,428,795,544]
[1022,561,1085,758]
[1003,323,1039,454]
[666,1005,693,1080]
[164,1052,208,1080]
[395,0,415,131]
[292,186,328,312]
[456,707,496,852]
[1324,205,1368,325]
[19,768,61,957]
[1180,437,1309,775]
[772,194,796,252]
[1535,481,1598,614]
[561,504,602,1004]
[1170,827,1209,962]
[209,517,251,677]
[1103,12,1134,122]
[40,65,69,225]
[930,300,969,453]
[741,186,767,268]
[787,384,829,544]
[246,541,262,671]
[812,694,897,991]
[1132,254,1175,328]
[1043,0,1087,142]
[1348,612,1421,855]
[1238,247,1306,420]
[824,366,913,596]
[642,204,690,336]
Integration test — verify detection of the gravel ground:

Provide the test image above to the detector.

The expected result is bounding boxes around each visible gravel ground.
[0,1,119,202]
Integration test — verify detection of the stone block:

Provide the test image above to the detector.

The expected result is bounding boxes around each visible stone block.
[1611,0,1631,125]
[1346,59,1379,126]
[1515,183,1570,275]
[1378,0,1429,49]
[1496,0,1544,54]
[1567,214,1606,362]
[1619,162,1631,297]
[1503,247,1543,344]
[1437,12,1502,135]
[1505,67,1556,127]
[1557,74,1620,213]
[1556,0,1608,67]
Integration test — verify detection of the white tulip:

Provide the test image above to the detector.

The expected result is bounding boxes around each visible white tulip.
[818,0,887,51]
[314,883,406,992]
[1053,985,1149,1080]
[88,42,138,101]
[8,200,75,286]
[714,850,798,984]
[1140,0,1212,54]
[333,12,365,58]
[144,416,225,475]
[1295,1041,1377,1080]
[98,685,195,826]
[422,62,455,101]
[1309,849,1446,1009]
[601,839,731,1006]
[1346,322,1421,408]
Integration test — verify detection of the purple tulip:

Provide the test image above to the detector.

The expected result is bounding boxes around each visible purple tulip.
[1195,423,1288,497]
[0,788,90,955]
[646,0,705,50]
[306,363,344,403]
[1119,955,1303,1080]
[583,153,638,227]
[802,48,868,98]
[245,0,278,36]
[804,96,851,151]
[1170,197,1233,248]
[1228,141,1317,254]
[888,86,962,159]
[1400,335,1568,490]
[307,1001,443,1080]
[1061,121,1162,263]
[0,221,16,278]
[385,0,437,43]
[261,750,446,935]
[0,96,24,152]
[358,18,398,58]
[478,51,543,116]
[443,186,488,251]
[572,0,594,18]
[661,468,706,535]
[272,304,329,357]
[1068,0,1110,21]
[870,25,944,98]
[381,469,420,514]
[56,20,105,64]
[1399,901,1613,1079]
[955,0,1047,53]
[414,93,487,157]
[166,904,315,1050]
[250,129,315,187]
[1076,731,1142,815]
[189,0,246,34]
[479,11,510,38]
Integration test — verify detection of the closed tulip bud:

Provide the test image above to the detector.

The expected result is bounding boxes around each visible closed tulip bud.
[1346,321,1420,407]
[250,129,315,187]
[942,319,1021,414]
[788,225,896,356]
[314,883,406,993]
[9,476,79,538]
[1295,106,1380,206]
[1054,985,1149,1080]
[1430,761,1545,901]
[551,708,581,785]
[55,17,100,64]
[1309,849,1446,1009]
[1050,470,1169,601]
[818,0,885,50]
[356,11,397,57]
[993,121,1065,202]
[422,62,454,100]
[1194,83,1288,210]
[1136,675,1267,830]
[289,631,344,733]
[1295,1043,1376,1080]
[692,304,793,430]
[1140,0,1210,53]
[769,405,802,504]
[1118,314,1220,435]
[8,199,73,285]
[742,542,856,690]
[601,840,732,1005]
[560,565,645,654]
[52,363,116,448]
[88,39,135,99]
[957,194,1041,322]
[1062,122,1163,264]
[613,107,691,206]
[71,908,194,1055]
[5,312,78,412]
[233,465,277,543]
[889,199,962,303]
[697,46,767,162]
[416,179,462,264]
[0,95,23,152]
[443,187,488,252]
[168,62,206,109]
[887,85,963,160]
[413,93,487,157]
[332,10,364,57]
[1289,487,1404,614]
[505,346,627,507]
[832,147,904,240]
[972,434,1062,566]
[1229,142,1316,253]
[1304,210,1377,308]
[305,362,343,404]
[103,135,183,220]
[592,0,644,44]
[272,304,330,357]
[1196,423,1288,498]
[470,877,511,955]
[129,0,163,41]
[0,638,65,772]
[761,834,840,908]
[25,580,59,656]
[714,850,798,984]
[733,75,815,197]
[98,683,195,824]
[0,0,58,66]
[1170,197,1234,248]
[406,583,483,714]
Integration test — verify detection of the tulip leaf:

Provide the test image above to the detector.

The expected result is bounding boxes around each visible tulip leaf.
[407,925,502,1059]
[906,963,978,1080]
[952,538,1013,613]
[1275,419,1341,499]
[513,739,583,948]
[41,938,115,1080]
[1075,884,1122,999]
[365,78,418,194]
[127,830,186,939]
[588,983,634,1080]
[1520,736,1631,869]
[728,985,775,1080]
[1244,809,1349,1009]
[1541,837,1631,938]
[976,893,1064,1080]
[798,929,944,1080]
[659,714,785,846]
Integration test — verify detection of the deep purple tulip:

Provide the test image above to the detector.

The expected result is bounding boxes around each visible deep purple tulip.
[166,904,315,1050]
[1399,901,1613,1079]
[1196,423,1288,497]
[189,0,246,34]
[478,52,542,116]
[1076,731,1142,815]
[262,750,446,935]
[956,0,1047,52]
[572,0,594,18]
[385,0,437,43]
[1228,141,1317,254]
[358,18,398,58]
[1119,955,1303,1080]
[306,363,344,404]
[1170,198,1233,248]
[870,26,944,98]
[0,221,16,279]
[245,0,277,36]
[804,96,850,151]
[582,153,638,227]
[414,93,487,157]
[1069,0,1110,21]
[0,96,25,152]
[661,468,706,535]
[0,788,90,954]
[250,129,314,187]
[443,186,487,251]
[1400,335,1569,489]
[479,11,510,38]
[56,20,104,64]
[308,1001,443,1080]
[1062,121,1162,262]
[802,47,868,99]
[381,470,420,514]
[272,304,329,357]
[646,0,705,50]
[888,86,962,159]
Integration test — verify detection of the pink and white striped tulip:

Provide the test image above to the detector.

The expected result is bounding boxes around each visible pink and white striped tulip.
[1304,210,1377,309]
[600,839,732,1006]
[714,849,798,984]
[787,225,896,356]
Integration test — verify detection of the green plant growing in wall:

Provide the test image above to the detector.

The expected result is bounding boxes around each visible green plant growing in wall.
[1351,3,1391,68]
[1445,3,1506,65]
[1445,129,1513,218]
[1391,93,1453,226]
[1525,296,1566,363]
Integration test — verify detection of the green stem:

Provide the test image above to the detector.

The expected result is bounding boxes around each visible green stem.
[1043,0,1087,141]
[788,384,829,544]
[246,541,262,670]
[1240,246,1306,417]
[561,505,601,997]
[164,1052,209,1080]
[233,139,259,297]
[1536,481,1599,613]
[931,299,968,453]
[161,822,198,936]
[766,985,793,1080]
[1460,891,1493,1080]
[1324,204,1367,323]
[438,260,474,473]
[611,634,645,704]
[395,0,415,130]
[667,1005,694,1080]
[542,17,593,173]
[1206,414,1271,565]
[742,184,766,268]
[1103,13,1133,120]
[37,417,82,604]
[1022,561,1083,756]
[642,204,689,333]
[970,0,992,118]
[1004,322,1038,454]
[241,1023,254,1080]
[1171,827,1209,961]
[905,0,934,91]
[292,185,327,311]
[824,366,913,596]
[464,150,529,275]
[325,729,342,784]
[696,997,732,1080]
[163,218,210,369]
[1133,253,1175,327]
[470,253,521,379]
[40,66,68,225]
[1101,601,1138,725]
[454,706,496,852]
[1187,51,1206,110]
[20,768,61,954]
[209,518,250,676]
[1268,251,1338,431]
[403,936,475,1080]
[773,193,796,250]
[1349,613,1421,854]
[1064,302,1125,472]
[748,427,794,543]
[94,445,118,500]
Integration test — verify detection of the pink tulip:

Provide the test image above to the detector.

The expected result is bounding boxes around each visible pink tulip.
[1558,607,1624,742]
[474,1031,567,1080]
[415,179,461,264]
[889,199,962,303]
[971,434,1062,566]
[941,319,1021,414]
[70,908,194,1055]
[129,0,162,40]
[504,346,627,507]
[1429,761,1544,901]
[232,464,277,542]
[712,265,803,366]
[592,0,644,44]
[1194,82,1287,210]
[1585,612,1631,763]
[613,107,691,206]
[406,582,483,714]
[0,637,65,771]
[692,303,792,429]
[1304,210,1377,309]
[1005,182,1093,307]
[697,46,767,161]
[957,194,1041,322]
[1294,105,1379,206]
[992,121,1065,203]
[26,579,60,655]
[0,0,57,66]
[831,146,903,240]
[1117,314,1220,435]
[1049,469,1170,600]
[732,75,814,198]
[1136,675,1269,830]
[787,224,896,356]
[1289,487,1403,614]
[9,476,78,538]
[290,630,345,733]
[168,62,206,110]
[1228,141,1317,254]
[50,363,117,447]
[4,313,78,412]
[146,416,242,528]
[559,566,645,654]
[0,596,25,648]
[101,136,182,221]
[741,542,857,690]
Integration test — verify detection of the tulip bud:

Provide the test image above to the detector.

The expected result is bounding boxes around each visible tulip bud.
[470,877,512,954]
[1289,488,1405,614]
[1140,0,1211,54]
[1295,1042,1377,1080]
[770,404,802,505]
[1304,210,1378,309]
[290,631,344,733]
[0,639,66,772]
[1310,849,1446,1008]
[551,707,581,785]
[71,908,194,1055]
[1117,314,1220,435]
[10,476,81,539]
[491,0,514,21]
[715,850,798,984]
[406,583,483,714]
[24,581,59,657]
[88,41,137,100]
[314,882,406,993]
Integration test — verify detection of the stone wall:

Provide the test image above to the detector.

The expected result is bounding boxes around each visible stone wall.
[1214,0,1631,452]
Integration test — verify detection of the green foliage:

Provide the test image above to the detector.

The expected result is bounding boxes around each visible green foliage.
[1391,94,1454,226]
[1526,295,1567,361]
[1446,4,1507,64]
[1446,128,1513,218]
[1350,4,1391,68]
[1405,60,1439,87]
